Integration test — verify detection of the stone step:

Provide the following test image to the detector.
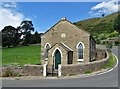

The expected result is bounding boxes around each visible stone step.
[47,71,58,77]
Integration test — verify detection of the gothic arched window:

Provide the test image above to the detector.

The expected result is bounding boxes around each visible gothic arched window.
[78,43,83,59]
[45,43,51,58]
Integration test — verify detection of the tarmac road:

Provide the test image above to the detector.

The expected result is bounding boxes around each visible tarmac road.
[2,46,119,87]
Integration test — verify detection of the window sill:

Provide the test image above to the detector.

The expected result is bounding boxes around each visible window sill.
[77,59,84,62]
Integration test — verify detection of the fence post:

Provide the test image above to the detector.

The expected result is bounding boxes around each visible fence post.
[58,64,61,77]
[43,64,47,77]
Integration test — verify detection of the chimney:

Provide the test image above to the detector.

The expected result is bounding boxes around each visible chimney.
[61,17,67,20]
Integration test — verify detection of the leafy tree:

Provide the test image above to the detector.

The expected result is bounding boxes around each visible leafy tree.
[0,31,2,46]
[19,20,34,46]
[30,31,42,44]
[114,13,120,34]
[2,26,20,47]
[106,42,113,52]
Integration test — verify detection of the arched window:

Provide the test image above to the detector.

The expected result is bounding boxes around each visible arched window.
[76,42,85,61]
[45,43,51,58]
[78,43,83,59]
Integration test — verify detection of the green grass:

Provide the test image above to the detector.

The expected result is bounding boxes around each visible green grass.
[102,53,116,69]
[83,69,93,74]
[2,45,41,66]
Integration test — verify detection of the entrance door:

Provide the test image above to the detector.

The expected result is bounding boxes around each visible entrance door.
[54,50,61,69]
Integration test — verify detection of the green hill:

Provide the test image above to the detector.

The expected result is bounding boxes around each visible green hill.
[74,12,120,43]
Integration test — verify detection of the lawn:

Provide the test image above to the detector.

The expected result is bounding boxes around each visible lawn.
[2,45,41,66]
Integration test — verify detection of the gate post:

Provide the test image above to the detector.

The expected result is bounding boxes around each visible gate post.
[43,64,47,77]
[58,64,61,77]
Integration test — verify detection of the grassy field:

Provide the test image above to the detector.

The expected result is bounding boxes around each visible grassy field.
[2,45,41,66]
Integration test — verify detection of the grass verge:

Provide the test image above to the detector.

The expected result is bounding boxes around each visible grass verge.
[83,69,93,74]
[102,53,116,69]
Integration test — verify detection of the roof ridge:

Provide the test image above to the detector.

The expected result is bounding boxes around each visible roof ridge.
[42,18,90,36]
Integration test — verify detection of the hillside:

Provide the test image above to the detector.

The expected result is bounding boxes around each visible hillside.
[74,12,120,43]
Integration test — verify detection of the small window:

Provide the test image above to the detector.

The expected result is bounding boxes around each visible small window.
[78,43,83,59]
[45,44,51,58]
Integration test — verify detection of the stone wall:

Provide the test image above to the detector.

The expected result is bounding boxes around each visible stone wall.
[61,51,109,76]
[1,66,24,77]
[23,64,43,76]
[1,64,43,77]
[96,49,107,60]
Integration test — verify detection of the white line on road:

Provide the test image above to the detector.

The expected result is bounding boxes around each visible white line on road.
[88,53,118,77]
[63,53,119,79]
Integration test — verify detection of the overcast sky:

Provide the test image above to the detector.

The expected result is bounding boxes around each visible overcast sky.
[1,0,119,33]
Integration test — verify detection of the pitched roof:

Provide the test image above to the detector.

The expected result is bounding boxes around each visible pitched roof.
[42,18,90,36]
[59,43,73,51]
[48,43,73,52]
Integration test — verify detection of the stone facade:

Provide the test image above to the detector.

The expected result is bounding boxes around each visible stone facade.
[41,18,96,74]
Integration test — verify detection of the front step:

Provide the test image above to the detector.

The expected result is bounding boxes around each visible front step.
[47,70,58,77]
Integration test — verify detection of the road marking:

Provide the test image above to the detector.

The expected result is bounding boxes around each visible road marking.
[95,53,118,76]
[113,54,119,68]
[60,53,119,79]
[78,53,119,78]
[78,53,118,78]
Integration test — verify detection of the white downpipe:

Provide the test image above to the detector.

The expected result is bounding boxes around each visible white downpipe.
[43,64,47,77]
[58,64,61,77]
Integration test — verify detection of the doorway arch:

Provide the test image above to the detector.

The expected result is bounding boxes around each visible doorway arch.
[54,49,61,69]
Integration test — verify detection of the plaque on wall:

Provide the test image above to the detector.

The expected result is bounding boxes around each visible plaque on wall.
[61,33,66,38]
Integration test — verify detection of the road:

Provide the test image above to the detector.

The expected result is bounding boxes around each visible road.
[2,46,119,87]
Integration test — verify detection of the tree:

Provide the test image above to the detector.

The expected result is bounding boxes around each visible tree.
[30,31,41,44]
[0,31,2,46]
[2,26,20,47]
[19,20,34,46]
[106,42,113,52]
[114,13,120,34]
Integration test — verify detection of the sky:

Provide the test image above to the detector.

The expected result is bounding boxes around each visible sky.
[0,0,119,33]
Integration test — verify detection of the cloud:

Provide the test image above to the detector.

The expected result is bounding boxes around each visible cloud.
[2,2,17,8]
[0,2,24,30]
[89,0,119,16]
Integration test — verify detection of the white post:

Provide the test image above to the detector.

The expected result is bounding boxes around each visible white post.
[43,64,47,77]
[58,64,61,77]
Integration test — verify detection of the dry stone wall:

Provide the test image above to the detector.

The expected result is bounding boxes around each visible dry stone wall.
[1,64,43,77]
[61,51,109,76]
